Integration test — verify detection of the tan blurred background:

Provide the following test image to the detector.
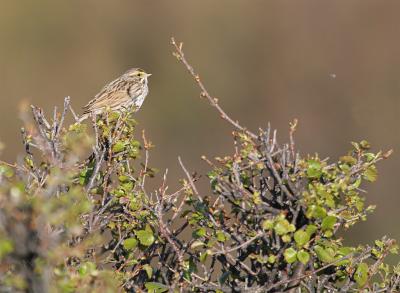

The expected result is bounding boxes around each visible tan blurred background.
[0,1,399,246]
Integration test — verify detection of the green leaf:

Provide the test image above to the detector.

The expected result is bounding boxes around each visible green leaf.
[375,240,384,248]
[135,230,155,246]
[112,141,125,153]
[354,263,369,287]
[336,246,354,265]
[0,239,13,259]
[305,224,318,236]
[130,139,141,148]
[268,255,276,264]
[281,235,291,243]
[108,111,120,121]
[297,250,310,264]
[262,219,274,230]
[0,164,14,178]
[314,245,335,263]
[390,244,399,254]
[256,255,269,264]
[199,252,208,263]
[79,166,93,186]
[284,247,298,264]
[144,282,169,293]
[294,230,310,247]
[339,156,357,165]
[363,165,378,182]
[216,231,227,242]
[307,159,322,179]
[351,141,360,151]
[118,175,130,183]
[274,219,295,236]
[364,152,375,162]
[306,205,327,219]
[359,140,371,150]
[143,264,153,279]
[78,262,96,276]
[338,246,354,256]
[193,227,206,238]
[349,177,362,190]
[252,191,262,205]
[123,238,138,250]
[321,216,337,231]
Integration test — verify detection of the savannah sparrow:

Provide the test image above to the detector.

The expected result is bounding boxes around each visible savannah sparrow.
[80,68,151,121]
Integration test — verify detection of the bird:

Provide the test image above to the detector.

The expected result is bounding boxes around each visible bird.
[79,68,151,121]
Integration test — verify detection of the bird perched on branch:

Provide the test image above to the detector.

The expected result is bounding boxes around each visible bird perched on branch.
[79,68,151,121]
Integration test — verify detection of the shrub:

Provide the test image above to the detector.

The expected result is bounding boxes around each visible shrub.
[0,39,398,292]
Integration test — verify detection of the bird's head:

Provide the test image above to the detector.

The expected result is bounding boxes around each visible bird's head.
[124,68,152,84]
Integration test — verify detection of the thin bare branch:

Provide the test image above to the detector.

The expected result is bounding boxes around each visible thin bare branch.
[171,37,257,140]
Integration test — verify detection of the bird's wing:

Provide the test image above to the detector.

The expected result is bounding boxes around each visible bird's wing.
[83,80,130,114]
[83,89,131,115]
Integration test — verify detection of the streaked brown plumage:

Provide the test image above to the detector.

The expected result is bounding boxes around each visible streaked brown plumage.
[80,68,151,121]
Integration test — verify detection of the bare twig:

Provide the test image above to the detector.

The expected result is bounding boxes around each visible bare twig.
[55,96,70,139]
[212,231,263,254]
[141,129,150,189]
[171,37,257,140]
[178,156,200,197]
[289,118,298,161]
[86,148,106,194]
[68,99,80,122]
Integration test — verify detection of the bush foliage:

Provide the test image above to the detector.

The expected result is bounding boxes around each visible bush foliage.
[0,40,399,292]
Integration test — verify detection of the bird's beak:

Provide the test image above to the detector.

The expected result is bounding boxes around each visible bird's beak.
[146,73,152,77]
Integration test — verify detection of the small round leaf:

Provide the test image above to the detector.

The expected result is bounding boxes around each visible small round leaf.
[297,250,310,264]
[135,230,155,246]
[284,247,298,264]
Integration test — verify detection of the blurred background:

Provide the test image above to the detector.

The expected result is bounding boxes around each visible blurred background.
[0,1,399,246]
